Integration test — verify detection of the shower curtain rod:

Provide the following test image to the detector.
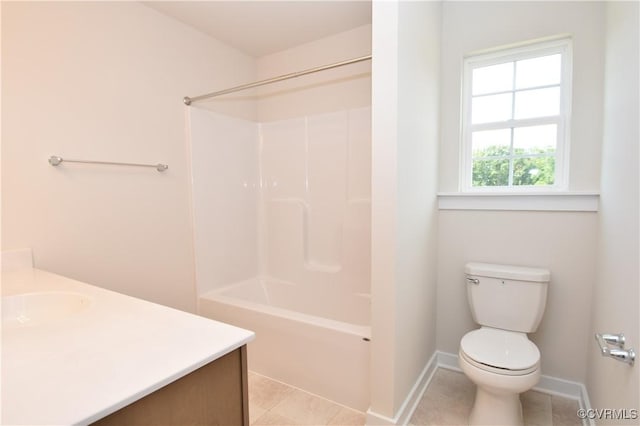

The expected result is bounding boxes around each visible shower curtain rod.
[183,54,372,106]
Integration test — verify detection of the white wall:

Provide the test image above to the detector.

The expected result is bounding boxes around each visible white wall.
[436,1,604,385]
[369,0,441,421]
[256,24,371,122]
[1,2,256,312]
[587,1,639,420]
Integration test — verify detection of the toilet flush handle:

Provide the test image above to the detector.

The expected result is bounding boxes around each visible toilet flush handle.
[466,277,480,285]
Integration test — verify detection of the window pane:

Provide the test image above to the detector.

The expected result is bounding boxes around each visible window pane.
[513,124,557,155]
[514,87,560,119]
[472,93,513,124]
[515,54,561,89]
[513,156,555,186]
[472,159,509,187]
[472,62,514,95]
[472,129,511,157]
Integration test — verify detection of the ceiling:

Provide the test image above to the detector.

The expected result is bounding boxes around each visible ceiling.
[144,1,372,58]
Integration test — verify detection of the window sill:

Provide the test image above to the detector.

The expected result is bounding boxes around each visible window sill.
[437,191,599,212]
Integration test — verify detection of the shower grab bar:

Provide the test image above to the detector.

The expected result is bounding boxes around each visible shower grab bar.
[183,54,372,105]
[48,156,168,172]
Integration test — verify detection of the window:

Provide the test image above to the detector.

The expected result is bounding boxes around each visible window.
[461,37,572,191]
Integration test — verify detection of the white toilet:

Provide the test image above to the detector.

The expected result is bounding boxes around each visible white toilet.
[459,262,550,426]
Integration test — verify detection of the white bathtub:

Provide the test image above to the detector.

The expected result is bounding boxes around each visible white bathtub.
[198,277,371,411]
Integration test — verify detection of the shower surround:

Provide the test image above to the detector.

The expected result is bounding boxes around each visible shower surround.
[188,105,371,410]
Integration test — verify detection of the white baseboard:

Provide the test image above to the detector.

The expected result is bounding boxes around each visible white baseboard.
[366,351,439,425]
[366,351,593,426]
[436,350,460,371]
[365,410,396,426]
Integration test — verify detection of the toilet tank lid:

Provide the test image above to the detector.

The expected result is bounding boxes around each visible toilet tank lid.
[465,263,550,282]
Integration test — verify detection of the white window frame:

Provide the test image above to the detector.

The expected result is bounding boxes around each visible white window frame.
[460,36,573,193]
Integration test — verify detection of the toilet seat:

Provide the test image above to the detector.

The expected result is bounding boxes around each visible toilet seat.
[460,328,540,376]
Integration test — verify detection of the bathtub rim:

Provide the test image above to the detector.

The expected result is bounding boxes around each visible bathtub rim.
[199,280,371,340]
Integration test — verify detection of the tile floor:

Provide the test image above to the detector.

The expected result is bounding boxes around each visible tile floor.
[248,368,583,426]
[409,368,583,426]
[248,372,366,425]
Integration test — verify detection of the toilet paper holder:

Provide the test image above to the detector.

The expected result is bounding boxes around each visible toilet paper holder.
[595,333,635,366]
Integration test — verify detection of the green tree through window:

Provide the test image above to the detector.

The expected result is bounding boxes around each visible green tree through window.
[472,145,555,187]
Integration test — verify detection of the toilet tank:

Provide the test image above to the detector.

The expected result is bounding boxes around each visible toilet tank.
[465,263,550,333]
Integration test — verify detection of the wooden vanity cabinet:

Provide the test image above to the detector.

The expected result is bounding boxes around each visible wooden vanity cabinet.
[92,346,249,426]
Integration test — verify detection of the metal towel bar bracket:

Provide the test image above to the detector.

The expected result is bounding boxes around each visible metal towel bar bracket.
[49,156,168,172]
[595,333,635,366]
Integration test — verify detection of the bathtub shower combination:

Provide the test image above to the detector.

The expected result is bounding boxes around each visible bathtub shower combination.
[188,105,372,411]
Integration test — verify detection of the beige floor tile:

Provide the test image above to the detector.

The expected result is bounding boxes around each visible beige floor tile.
[249,372,295,411]
[252,410,299,426]
[271,388,342,425]
[409,368,583,426]
[248,367,584,426]
[522,390,553,426]
[327,407,366,425]
[250,403,268,424]
[411,389,472,425]
[428,368,475,403]
[410,369,473,425]
[551,395,581,426]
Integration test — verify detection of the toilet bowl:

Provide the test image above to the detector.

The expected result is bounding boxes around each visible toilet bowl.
[460,263,550,426]
[459,327,541,425]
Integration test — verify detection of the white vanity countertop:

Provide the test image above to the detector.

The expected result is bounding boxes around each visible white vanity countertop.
[1,267,255,425]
